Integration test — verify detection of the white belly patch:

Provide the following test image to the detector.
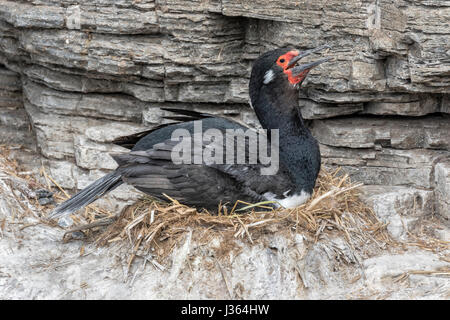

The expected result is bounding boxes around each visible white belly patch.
[263,190,311,209]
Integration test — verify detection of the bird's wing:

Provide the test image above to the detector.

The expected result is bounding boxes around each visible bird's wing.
[160,107,214,121]
[197,132,293,197]
[111,147,262,212]
[160,108,254,130]
[112,108,214,149]
[113,108,255,149]
[111,134,293,211]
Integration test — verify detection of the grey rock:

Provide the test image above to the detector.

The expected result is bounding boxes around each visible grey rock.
[24,101,89,159]
[0,1,65,29]
[311,116,450,150]
[73,135,127,170]
[0,67,22,110]
[434,160,450,220]
[321,145,448,188]
[42,159,80,189]
[57,216,74,228]
[0,108,30,130]
[0,66,20,90]
[359,186,435,240]
[65,4,160,35]
[363,95,441,116]
[0,126,35,148]
[441,94,450,114]
[362,251,449,296]
[300,99,364,120]
[23,80,145,122]
[0,67,36,148]
[37,197,54,206]
[35,189,53,198]
[84,122,148,144]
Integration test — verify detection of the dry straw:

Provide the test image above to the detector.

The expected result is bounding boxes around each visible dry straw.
[92,168,393,267]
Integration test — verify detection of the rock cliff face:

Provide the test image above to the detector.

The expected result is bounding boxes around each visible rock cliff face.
[0,0,449,225]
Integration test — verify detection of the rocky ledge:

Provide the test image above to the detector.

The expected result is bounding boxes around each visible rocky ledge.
[0,0,448,259]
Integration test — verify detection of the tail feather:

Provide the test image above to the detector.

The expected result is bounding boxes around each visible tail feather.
[48,171,123,219]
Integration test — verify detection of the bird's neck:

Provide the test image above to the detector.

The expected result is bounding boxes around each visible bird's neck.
[252,86,309,140]
[251,87,320,193]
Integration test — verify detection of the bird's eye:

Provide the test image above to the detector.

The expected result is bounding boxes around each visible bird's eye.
[279,59,285,63]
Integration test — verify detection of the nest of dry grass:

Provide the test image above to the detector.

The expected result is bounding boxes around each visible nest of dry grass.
[91,168,393,268]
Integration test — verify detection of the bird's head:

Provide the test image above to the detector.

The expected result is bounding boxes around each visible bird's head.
[249,44,331,107]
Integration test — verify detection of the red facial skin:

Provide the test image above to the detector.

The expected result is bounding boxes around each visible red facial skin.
[276,50,309,85]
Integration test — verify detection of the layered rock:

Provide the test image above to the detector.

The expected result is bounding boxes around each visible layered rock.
[435,160,450,220]
[0,0,448,227]
[0,66,35,149]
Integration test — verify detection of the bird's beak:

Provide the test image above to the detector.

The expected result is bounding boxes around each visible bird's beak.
[290,57,331,76]
[287,44,331,76]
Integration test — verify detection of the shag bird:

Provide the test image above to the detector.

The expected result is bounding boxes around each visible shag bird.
[49,45,330,219]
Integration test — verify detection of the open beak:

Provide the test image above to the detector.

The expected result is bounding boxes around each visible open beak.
[287,44,331,76]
